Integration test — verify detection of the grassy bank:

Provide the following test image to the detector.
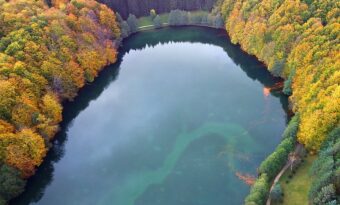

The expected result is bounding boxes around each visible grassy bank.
[138,13,169,27]
[275,155,316,205]
[137,10,210,28]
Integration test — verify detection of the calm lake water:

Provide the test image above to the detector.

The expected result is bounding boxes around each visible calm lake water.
[12,27,289,205]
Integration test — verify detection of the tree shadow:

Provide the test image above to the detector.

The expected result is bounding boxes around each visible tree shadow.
[11,26,289,205]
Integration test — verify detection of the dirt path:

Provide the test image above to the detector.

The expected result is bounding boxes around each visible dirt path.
[266,144,303,205]
[138,23,169,31]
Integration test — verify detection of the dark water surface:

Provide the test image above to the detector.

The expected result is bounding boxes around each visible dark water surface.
[12,27,289,205]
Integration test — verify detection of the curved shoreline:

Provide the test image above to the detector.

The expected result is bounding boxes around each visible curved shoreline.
[11,25,289,205]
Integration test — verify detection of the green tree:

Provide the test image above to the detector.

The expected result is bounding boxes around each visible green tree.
[168,10,188,25]
[153,15,162,29]
[270,183,283,203]
[245,174,270,205]
[259,137,294,179]
[283,66,296,96]
[313,184,336,205]
[120,21,131,38]
[214,14,224,28]
[271,59,285,77]
[169,10,181,25]
[0,164,26,200]
[127,14,138,33]
[282,114,300,139]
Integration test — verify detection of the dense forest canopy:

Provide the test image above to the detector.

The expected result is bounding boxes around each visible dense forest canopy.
[99,0,217,18]
[216,0,339,151]
[0,0,339,204]
[0,0,120,203]
[214,0,339,204]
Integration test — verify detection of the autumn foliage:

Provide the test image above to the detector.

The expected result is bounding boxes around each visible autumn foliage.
[216,0,339,204]
[0,0,120,201]
[218,0,339,151]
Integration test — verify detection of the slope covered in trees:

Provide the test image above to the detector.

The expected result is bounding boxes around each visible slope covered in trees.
[0,0,120,203]
[0,0,338,204]
[99,0,217,18]
[217,0,339,151]
[215,0,339,204]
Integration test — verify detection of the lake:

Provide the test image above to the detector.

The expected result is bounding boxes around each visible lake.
[12,27,289,205]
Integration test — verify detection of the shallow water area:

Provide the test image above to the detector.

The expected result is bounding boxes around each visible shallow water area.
[13,27,289,205]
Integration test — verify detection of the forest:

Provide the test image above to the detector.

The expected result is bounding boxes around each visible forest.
[214,0,339,204]
[99,0,217,18]
[0,0,120,203]
[0,0,339,204]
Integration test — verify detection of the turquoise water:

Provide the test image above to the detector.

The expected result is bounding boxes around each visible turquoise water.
[13,27,289,205]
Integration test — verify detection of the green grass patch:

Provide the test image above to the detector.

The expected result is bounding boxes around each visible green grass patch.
[137,13,169,28]
[137,16,153,27]
[275,155,316,205]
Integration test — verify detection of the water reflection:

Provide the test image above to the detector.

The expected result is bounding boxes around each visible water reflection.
[12,26,288,205]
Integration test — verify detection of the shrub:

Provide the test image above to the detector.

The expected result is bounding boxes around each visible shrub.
[313,184,336,205]
[127,14,138,33]
[245,174,270,205]
[271,183,283,203]
[282,114,300,139]
[0,164,26,200]
[259,137,294,180]
[283,69,295,95]
[153,15,162,29]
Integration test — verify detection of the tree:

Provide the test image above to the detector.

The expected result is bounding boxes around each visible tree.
[120,21,131,38]
[309,128,339,204]
[127,14,138,33]
[150,9,157,19]
[259,137,294,179]
[0,129,46,177]
[201,14,208,25]
[271,59,285,77]
[270,183,283,203]
[153,15,162,29]
[218,0,340,203]
[245,174,270,205]
[313,184,336,205]
[99,6,121,38]
[283,71,294,95]
[115,13,124,23]
[169,10,181,25]
[178,10,189,25]
[0,164,26,200]
[0,81,16,121]
[214,14,224,28]
[41,92,62,125]
[0,120,14,134]
[168,10,188,25]
[282,114,299,139]
[0,0,121,203]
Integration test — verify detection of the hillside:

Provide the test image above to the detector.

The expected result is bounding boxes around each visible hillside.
[215,0,339,204]
[0,0,339,204]
[0,0,120,203]
[99,0,217,18]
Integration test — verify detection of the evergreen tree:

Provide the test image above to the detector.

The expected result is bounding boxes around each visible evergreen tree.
[120,21,131,38]
[153,15,162,28]
[0,164,26,200]
[214,14,224,28]
[270,183,283,203]
[127,14,138,33]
